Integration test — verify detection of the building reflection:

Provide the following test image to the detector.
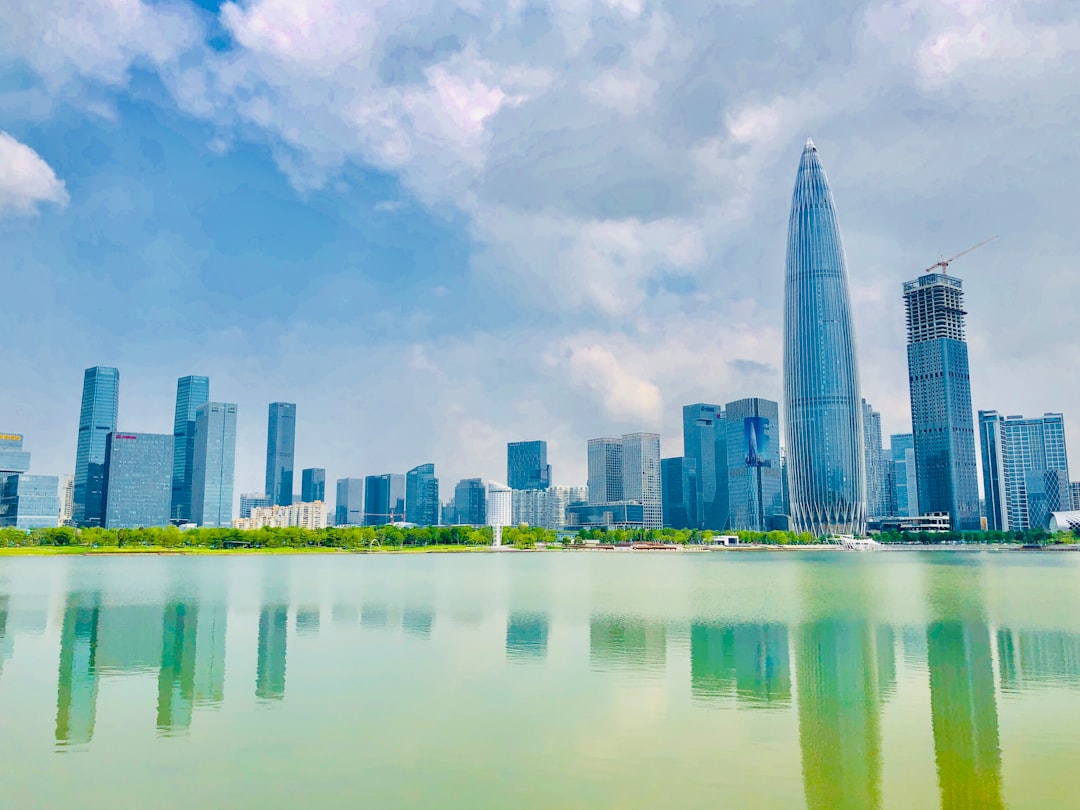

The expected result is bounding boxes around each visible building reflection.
[402,607,433,639]
[296,606,321,635]
[193,601,227,707]
[361,603,389,629]
[997,628,1080,692]
[926,564,1004,810]
[690,622,790,706]
[0,595,10,677]
[506,613,548,660]
[55,592,101,746]
[589,615,665,672]
[256,605,288,700]
[157,602,198,733]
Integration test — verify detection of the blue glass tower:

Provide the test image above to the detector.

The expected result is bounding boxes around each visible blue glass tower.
[171,375,210,522]
[783,139,866,536]
[73,366,120,527]
[507,441,551,491]
[661,457,697,530]
[191,403,237,528]
[265,403,296,507]
[726,397,784,532]
[405,463,439,526]
[103,432,174,528]
[683,404,726,529]
[300,468,326,502]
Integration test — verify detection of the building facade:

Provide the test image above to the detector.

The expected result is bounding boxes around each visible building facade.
[905,273,980,530]
[888,434,919,517]
[363,474,405,525]
[235,501,328,531]
[264,403,296,507]
[622,432,662,530]
[73,366,120,527]
[861,399,887,519]
[300,468,326,503]
[59,473,74,526]
[405,463,439,526]
[507,441,551,491]
[661,457,697,530]
[170,375,210,522]
[511,486,587,530]
[334,478,364,526]
[587,438,623,504]
[726,397,784,532]
[453,478,487,525]
[566,501,645,530]
[191,402,237,528]
[683,404,726,529]
[486,481,512,546]
[0,473,60,529]
[240,493,272,519]
[103,432,174,528]
[783,140,866,536]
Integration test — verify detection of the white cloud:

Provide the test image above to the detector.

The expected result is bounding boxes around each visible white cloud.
[0,132,69,215]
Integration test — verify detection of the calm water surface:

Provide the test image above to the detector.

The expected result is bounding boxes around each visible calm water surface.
[2,551,1079,809]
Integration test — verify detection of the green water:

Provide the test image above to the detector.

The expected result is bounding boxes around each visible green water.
[2,551,1079,809]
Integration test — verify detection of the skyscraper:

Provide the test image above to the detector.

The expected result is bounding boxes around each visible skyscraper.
[103,432,174,529]
[661,457,697,530]
[405,463,439,526]
[300,468,326,503]
[888,434,919,517]
[265,403,296,507]
[486,481,512,546]
[363,474,405,525]
[170,375,210,522]
[622,432,662,530]
[453,478,487,525]
[783,140,866,537]
[861,399,887,519]
[239,493,272,519]
[587,438,622,504]
[726,397,784,532]
[507,441,551,491]
[683,404,726,529]
[334,478,363,526]
[73,366,119,527]
[191,402,237,528]
[905,273,980,530]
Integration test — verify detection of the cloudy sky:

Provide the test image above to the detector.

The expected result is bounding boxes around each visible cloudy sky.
[2,0,1078,501]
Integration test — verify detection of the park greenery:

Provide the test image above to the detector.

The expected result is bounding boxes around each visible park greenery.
[0,522,1074,552]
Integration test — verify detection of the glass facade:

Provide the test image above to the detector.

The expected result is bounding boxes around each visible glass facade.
[334,478,363,526]
[905,274,980,530]
[726,398,784,531]
[0,473,60,529]
[300,468,326,503]
[661,457,697,530]
[171,376,210,522]
[783,140,866,536]
[587,438,622,504]
[73,367,120,527]
[622,433,662,530]
[405,464,439,526]
[888,434,919,518]
[364,474,405,525]
[103,432,174,528]
[264,403,296,507]
[507,441,551,491]
[682,404,727,530]
[453,478,487,526]
[240,493,272,520]
[0,434,31,476]
[861,400,888,519]
[191,403,237,528]
[565,501,645,529]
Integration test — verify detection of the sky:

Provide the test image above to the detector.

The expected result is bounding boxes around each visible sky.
[2,0,1078,503]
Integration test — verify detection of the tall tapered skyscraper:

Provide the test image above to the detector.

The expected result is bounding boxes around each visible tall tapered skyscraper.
[171,375,209,522]
[265,403,296,507]
[783,139,866,537]
[73,366,120,527]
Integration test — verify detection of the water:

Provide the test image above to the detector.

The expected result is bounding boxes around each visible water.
[2,551,1079,809]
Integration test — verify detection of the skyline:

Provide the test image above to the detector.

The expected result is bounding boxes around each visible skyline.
[2,1,1079,499]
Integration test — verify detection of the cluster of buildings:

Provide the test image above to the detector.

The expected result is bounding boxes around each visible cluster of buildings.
[2,140,1076,537]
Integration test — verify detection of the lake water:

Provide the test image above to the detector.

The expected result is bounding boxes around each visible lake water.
[2,551,1079,809]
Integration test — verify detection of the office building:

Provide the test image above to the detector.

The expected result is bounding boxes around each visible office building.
[888,434,919,517]
[1072,481,1080,511]
[59,474,74,526]
[979,411,1070,531]
[453,478,486,525]
[0,473,61,529]
[191,402,237,528]
[587,438,623,504]
[683,404,726,529]
[726,398,783,531]
[566,501,645,530]
[486,481,512,546]
[511,485,587,530]
[622,432,662,530]
[363,474,405,525]
[300,468,326,503]
[73,366,120,527]
[783,141,866,536]
[265,403,296,507]
[861,399,887,519]
[661,457,697,530]
[507,441,551,491]
[0,433,31,477]
[103,432,174,528]
[170,375,210,522]
[405,463,439,526]
[335,478,364,526]
[440,501,456,526]
[240,493,272,520]
[904,272,980,530]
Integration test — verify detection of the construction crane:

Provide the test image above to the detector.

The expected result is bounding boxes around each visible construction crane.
[923,235,998,274]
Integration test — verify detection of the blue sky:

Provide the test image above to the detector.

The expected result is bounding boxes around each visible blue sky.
[2,0,1079,501]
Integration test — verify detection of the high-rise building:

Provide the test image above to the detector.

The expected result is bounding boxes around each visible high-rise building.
[334,478,364,526]
[861,399,887,519]
[265,403,296,507]
[440,500,456,526]
[904,272,980,530]
[240,493,272,519]
[587,438,623,504]
[363,474,405,525]
[507,441,551,491]
[191,402,237,528]
[73,366,120,527]
[683,404,726,529]
[59,473,74,526]
[170,376,210,522]
[888,434,919,517]
[1072,481,1080,512]
[783,141,866,537]
[486,481,512,546]
[622,432,662,530]
[979,411,1070,531]
[0,433,31,477]
[0,473,60,529]
[453,478,487,525]
[405,463,439,526]
[300,468,326,503]
[661,457,697,530]
[102,432,174,528]
[726,398,784,532]
[511,486,587,530]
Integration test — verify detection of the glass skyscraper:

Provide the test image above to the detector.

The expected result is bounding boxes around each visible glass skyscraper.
[103,432,174,528]
[861,399,887,519]
[888,434,919,517]
[783,139,866,536]
[0,473,60,529]
[661,457,697,530]
[191,402,237,528]
[405,463,439,526]
[364,474,406,525]
[587,438,623,504]
[73,366,119,527]
[300,468,326,503]
[904,273,980,530]
[453,478,487,526]
[726,397,783,532]
[171,376,209,522]
[683,404,726,529]
[507,441,551,491]
[264,403,296,507]
[334,478,363,526]
[622,432,662,530]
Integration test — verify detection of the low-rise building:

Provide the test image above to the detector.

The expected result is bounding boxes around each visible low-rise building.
[233,501,328,531]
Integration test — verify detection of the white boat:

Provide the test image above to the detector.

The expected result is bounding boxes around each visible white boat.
[839,536,880,551]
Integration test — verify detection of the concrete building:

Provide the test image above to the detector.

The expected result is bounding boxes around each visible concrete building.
[512,485,587,530]
[233,501,328,531]
[621,433,662,530]
[486,481,512,546]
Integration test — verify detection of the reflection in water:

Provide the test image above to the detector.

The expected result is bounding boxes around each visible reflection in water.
[256,605,288,701]
[590,616,665,672]
[56,593,101,746]
[402,607,433,639]
[296,606,321,635]
[362,604,389,629]
[157,602,198,733]
[927,565,1004,810]
[332,604,359,626]
[193,602,227,707]
[998,628,1080,691]
[97,606,164,674]
[901,625,928,670]
[0,595,10,676]
[506,613,548,660]
[690,623,790,706]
